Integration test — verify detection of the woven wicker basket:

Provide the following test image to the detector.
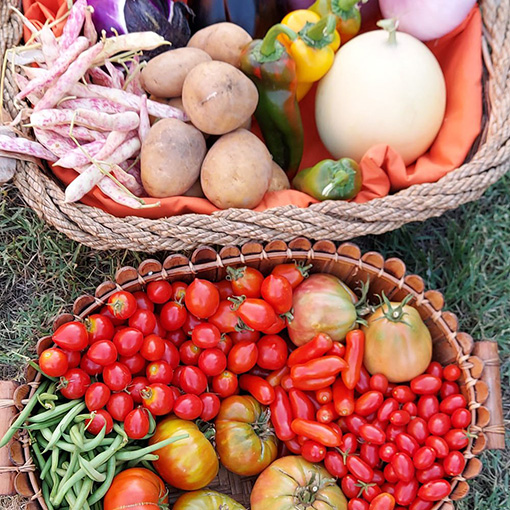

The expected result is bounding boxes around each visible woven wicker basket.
[2,239,504,509]
[2,0,510,253]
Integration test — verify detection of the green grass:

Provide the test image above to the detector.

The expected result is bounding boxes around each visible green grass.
[0,175,508,509]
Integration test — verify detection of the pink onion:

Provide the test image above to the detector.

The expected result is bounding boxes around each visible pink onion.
[379,0,477,41]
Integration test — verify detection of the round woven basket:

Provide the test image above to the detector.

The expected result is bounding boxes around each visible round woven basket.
[2,0,510,253]
[4,239,504,509]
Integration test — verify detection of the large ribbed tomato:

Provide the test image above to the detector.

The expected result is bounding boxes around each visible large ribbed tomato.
[149,416,218,490]
[103,468,167,510]
[251,456,347,510]
[363,295,432,383]
[173,490,246,510]
[288,274,358,346]
[215,396,278,476]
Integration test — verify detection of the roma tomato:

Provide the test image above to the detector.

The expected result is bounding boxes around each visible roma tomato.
[443,364,461,381]
[107,392,134,421]
[53,321,89,351]
[227,266,264,298]
[440,381,460,399]
[128,377,149,404]
[391,453,415,482]
[147,281,172,304]
[128,309,156,336]
[85,314,114,343]
[113,328,143,357]
[179,341,202,366]
[409,499,434,510]
[160,301,187,332]
[215,396,278,476]
[120,353,146,375]
[185,279,220,319]
[211,370,238,398]
[416,463,445,484]
[192,323,221,349]
[291,419,342,447]
[342,473,360,499]
[407,417,429,444]
[403,402,418,417]
[369,493,396,510]
[360,424,386,445]
[443,451,466,476]
[289,389,315,421]
[107,291,137,320]
[325,450,348,478]
[173,394,203,420]
[417,480,451,501]
[227,340,258,374]
[316,387,333,404]
[179,366,208,395]
[394,479,418,506]
[200,393,221,421]
[355,391,384,417]
[414,447,436,470]
[173,490,246,510]
[209,300,238,333]
[428,413,451,436]
[80,355,102,376]
[425,436,449,458]
[439,394,467,415]
[85,382,111,411]
[39,348,68,377]
[124,407,150,439]
[370,374,389,394]
[133,291,154,312]
[198,348,227,376]
[146,360,174,384]
[160,340,180,368]
[349,499,369,510]
[417,395,439,420]
[87,340,118,366]
[390,410,411,426]
[239,375,275,405]
[451,408,471,428]
[410,375,442,395]
[261,274,293,314]
[444,429,469,450]
[140,334,165,361]
[104,468,167,510]
[141,383,174,416]
[251,456,347,510]
[256,335,288,370]
[379,443,398,462]
[59,369,90,399]
[392,386,416,404]
[85,409,113,435]
[301,440,326,463]
[103,362,131,391]
[395,433,420,456]
[347,455,374,483]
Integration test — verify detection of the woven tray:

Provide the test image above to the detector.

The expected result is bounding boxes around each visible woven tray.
[2,239,505,509]
[2,1,510,252]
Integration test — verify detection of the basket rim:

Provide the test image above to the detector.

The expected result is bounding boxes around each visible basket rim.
[13,240,492,510]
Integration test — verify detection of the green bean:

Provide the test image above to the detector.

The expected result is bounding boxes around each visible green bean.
[113,422,128,442]
[26,415,64,430]
[140,460,158,474]
[52,450,78,502]
[81,423,106,451]
[30,439,47,473]
[88,456,116,506]
[28,360,58,382]
[126,453,159,468]
[70,424,84,450]
[63,487,77,509]
[41,479,55,510]
[78,454,106,482]
[44,401,86,452]
[40,451,52,480]
[39,427,77,453]
[115,433,188,461]
[0,380,50,448]
[28,398,82,423]
[74,477,93,510]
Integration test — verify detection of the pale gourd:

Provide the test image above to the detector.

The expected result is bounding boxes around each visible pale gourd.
[315,20,447,166]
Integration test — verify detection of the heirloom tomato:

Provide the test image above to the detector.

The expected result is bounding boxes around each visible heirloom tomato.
[251,456,347,510]
[215,396,278,476]
[150,416,218,490]
[174,490,246,510]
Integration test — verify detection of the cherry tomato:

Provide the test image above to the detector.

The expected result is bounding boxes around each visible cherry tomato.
[443,451,466,476]
[107,291,137,320]
[103,362,131,391]
[271,262,311,289]
[380,484,395,495]
[281,374,295,392]
[211,370,238,398]
[451,408,471,429]
[414,446,436,470]
[425,436,449,458]
[301,440,326,463]
[59,368,90,399]
[128,377,149,404]
[392,386,416,404]
[146,360,173,384]
[160,301,187,332]
[443,364,461,381]
[263,314,286,335]
[146,281,172,304]
[209,300,238,333]
[53,321,89,351]
[425,362,443,379]
[179,340,202,366]
[256,335,287,370]
[229,329,260,344]
[235,298,277,332]
[384,464,399,484]
[85,409,113,435]
[360,443,380,468]
[363,485,382,503]
[410,375,442,395]
[377,398,399,421]
[372,470,385,485]
[403,402,418,417]
[112,328,142,357]
[100,305,125,326]
[328,342,346,358]
[133,291,154,312]
[185,279,220,319]
[360,424,386,445]
[140,334,165,361]
[355,391,384,417]
[39,348,69,377]
[341,432,358,455]
[407,417,429,444]
[316,402,338,423]
[106,392,134,421]
[417,480,451,501]
[216,334,233,355]
[370,374,389,394]
[128,309,156,336]
[390,410,411,427]
[440,381,460,399]
[141,383,174,416]
[119,353,145,375]
[325,450,348,478]
[409,498,434,510]
[369,493,396,510]
[395,433,419,456]
[179,366,208,395]
[152,317,167,337]
[166,329,186,349]
[417,395,439,421]
[87,340,117,366]
[439,394,467,415]
[198,348,227,377]
[391,453,415,482]
[261,274,293,314]
[316,387,333,404]
[345,414,368,435]
[213,280,233,300]
[85,314,114,343]
[342,474,361,499]
[386,424,406,443]
[428,413,451,436]
[347,455,374,483]
[348,499,369,510]
[181,313,205,335]
[124,407,151,439]
[200,393,221,421]
[416,463,445,484]
[444,429,469,450]
[172,366,184,388]
[394,479,418,506]
[80,354,103,376]
[227,266,264,298]
[158,340,179,369]
[61,349,81,369]
[355,366,372,394]
[192,323,221,349]
[173,394,203,420]
[379,443,398,462]
[85,382,111,411]
[227,340,258,374]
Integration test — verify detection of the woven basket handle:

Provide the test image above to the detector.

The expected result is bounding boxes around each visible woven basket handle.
[473,341,506,450]
[0,380,19,496]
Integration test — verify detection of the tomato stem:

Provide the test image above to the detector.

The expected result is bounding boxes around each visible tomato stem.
[227,295,246,311]
[375,292,414,325]
[226,266,246,282]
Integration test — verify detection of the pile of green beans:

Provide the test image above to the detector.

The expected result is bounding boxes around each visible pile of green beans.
[0,380,187,510]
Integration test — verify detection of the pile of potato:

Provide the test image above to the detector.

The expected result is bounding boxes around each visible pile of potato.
[140,22,290,209]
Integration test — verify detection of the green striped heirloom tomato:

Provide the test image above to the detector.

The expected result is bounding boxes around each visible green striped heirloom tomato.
[174,490,246,510]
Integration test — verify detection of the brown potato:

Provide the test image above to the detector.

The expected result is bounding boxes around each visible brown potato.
[141,118,206,198]
[201,129,273,209]
[268,162,291,192]
[187,22,252,68]
[141,48,211,98]
[182,61,258,135]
